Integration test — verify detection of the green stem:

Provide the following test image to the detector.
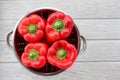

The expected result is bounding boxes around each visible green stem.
[56,48,66,60]
[27,24,37,34]
[52,19,65,32]
[28,49,38,60]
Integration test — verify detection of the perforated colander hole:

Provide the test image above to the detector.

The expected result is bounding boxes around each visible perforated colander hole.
[71,31,75,34]
[51,65,54,72]
[47,11,53,16]
[45,63,53,72]
[17,34,22,37]
[45,63,48,72]
[69,39,76,41]
[18,48,24,51]
[17,42,27,46]
[39,12,44,18]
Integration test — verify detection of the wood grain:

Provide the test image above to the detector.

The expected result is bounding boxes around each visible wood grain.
[76,19,120,40]
[1,40,120,62]
[0,0,120,19]
[2,19,120,41]
[1,0,120,80]
[0,62,120,80]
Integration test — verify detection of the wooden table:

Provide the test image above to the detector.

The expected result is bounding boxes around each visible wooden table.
[1,0,120,80]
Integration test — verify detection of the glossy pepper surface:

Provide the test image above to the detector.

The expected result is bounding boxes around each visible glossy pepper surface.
[45,11,74,43]
[47,40,77,69]
[18,14,45,42]
[21,43,48,68]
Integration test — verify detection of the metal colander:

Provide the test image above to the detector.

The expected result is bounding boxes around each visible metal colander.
[7,8,87,75]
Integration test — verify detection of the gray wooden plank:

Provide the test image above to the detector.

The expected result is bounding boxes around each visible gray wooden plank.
[77,40,120,62]
[0,41,18,62]
[0,20,17,41]
[0,0,120,19]
[0,62,120,80]
[76,19,120,40]
[1,19,120,41]
[1,40,120,62]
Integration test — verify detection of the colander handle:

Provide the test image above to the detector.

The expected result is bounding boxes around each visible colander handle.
[7,31,13,49]
[80,35,87,54]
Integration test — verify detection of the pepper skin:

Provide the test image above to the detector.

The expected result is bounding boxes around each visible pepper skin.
[18,14,45,42]
[21,43,48,68]
[45,11,74,43]
[47,40,77,69]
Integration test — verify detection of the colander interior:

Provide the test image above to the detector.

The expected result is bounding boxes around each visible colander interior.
[13,9,80,75]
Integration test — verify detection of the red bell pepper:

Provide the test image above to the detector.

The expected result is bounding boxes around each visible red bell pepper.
[47,40,77,69]
[45,11,74,43]
[18,14,45,42]
[21,43,48,68]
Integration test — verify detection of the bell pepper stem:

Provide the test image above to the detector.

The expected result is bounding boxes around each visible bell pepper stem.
[56,48,66,60]
[28,49,38,60]
[52,19,65,32]
[27,24,37,34]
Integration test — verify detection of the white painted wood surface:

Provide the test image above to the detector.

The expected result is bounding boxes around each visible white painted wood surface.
[0,0,120,80]
[1,0,120,19]
[1,40,120,62]
[1,62,120,80]
[1,19,120,40]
